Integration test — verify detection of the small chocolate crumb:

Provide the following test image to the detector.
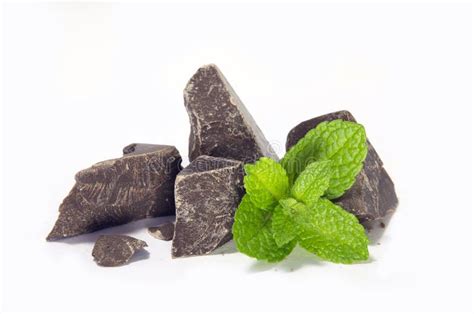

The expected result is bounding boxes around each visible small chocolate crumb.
[92,235,147,267]
[148,221,175,241]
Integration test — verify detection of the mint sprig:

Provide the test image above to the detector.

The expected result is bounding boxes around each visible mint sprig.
[232,119,369,264]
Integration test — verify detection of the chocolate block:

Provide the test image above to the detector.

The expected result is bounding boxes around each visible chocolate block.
[184,64,278,163]
[148,221,175,241]
[92,235,147,267]
[172,156,244,258]
[47,144,182,241]
[286,111,398,237]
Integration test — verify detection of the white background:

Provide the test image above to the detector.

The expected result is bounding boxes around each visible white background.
[2,1,473,313]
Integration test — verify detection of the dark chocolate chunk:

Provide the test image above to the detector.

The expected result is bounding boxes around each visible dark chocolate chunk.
[92,235,147,267]
[286,110,398,237]
[172,156,244,258]
[148,221,175,241]
[47,144,182,241]
[183,64,278,163]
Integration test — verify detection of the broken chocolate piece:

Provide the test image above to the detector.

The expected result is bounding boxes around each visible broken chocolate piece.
[47,144,182,241]
[92,235,147,267]
[184,64,278,163]
[148,221,175,241]
[286,110,398,237]
[122,143,169,156]
[172,156,244,258]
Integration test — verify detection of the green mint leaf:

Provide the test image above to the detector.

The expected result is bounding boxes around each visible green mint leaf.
[291,160,332,205]
[271,199,300,247]
[297,198,369,264]
[244,157,290,209]
[281,119,368,199]
[232,195,296,262]
[273,197,369,264]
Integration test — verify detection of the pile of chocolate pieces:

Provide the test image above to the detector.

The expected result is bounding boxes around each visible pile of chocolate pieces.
[47,64,398,267]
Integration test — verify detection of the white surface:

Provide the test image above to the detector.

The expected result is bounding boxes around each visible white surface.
[2,2,473,313]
